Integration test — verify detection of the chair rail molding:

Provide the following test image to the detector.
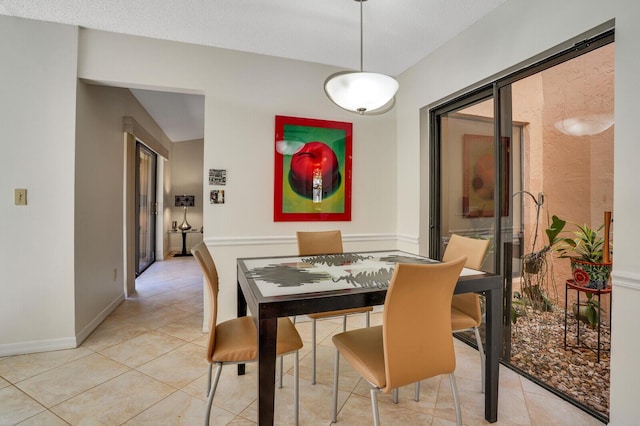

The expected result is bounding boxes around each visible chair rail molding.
[611,270,640,291]
[205,233,399,247]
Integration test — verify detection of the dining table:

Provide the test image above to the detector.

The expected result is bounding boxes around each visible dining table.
[236,250,502,425]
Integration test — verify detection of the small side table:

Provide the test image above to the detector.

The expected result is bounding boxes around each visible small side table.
[175,230,191,257]
[168,229,201,257]
[563,279,612,362]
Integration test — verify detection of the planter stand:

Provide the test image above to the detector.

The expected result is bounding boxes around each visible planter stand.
[563,279,612,362]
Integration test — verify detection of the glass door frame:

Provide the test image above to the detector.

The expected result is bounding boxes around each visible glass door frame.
[135,141,158,276]
[428,28,614,423]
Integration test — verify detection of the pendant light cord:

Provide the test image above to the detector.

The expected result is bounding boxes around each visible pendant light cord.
[359,0,364,72]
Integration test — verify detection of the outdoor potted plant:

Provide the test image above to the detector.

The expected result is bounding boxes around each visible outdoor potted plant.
[556,213,613,290]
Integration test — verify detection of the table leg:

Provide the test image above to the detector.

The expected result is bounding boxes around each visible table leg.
[237,282,247,376]
[257,316,278,426]
[174,231,193,257]
[485,286,502,422]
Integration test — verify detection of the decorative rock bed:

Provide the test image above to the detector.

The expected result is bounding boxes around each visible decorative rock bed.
[509,306,610,417]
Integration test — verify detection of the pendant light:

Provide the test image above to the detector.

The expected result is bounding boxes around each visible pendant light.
[324,0,399,115]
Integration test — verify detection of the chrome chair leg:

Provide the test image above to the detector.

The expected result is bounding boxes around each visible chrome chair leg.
[449,373,462,426]
[312,318,317,384]
[414,381,420,401]
[392,388,399,404]
[206,363,212,396]
[294,351,299,426]
[205,364,223,426]
[474,326,486,393]
[332,349,340,423]
[370,388,381,426]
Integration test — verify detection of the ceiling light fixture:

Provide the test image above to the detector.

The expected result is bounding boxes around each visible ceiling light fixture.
[324,0,399,115]
[554,113,614,136]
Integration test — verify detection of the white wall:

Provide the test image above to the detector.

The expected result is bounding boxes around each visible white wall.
[395,0,639,422]
[0,17,78,354]
[74,82,126,340]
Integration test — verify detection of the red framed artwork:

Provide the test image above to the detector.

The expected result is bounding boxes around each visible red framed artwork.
[274,115,352,222]
[462,134,510,218]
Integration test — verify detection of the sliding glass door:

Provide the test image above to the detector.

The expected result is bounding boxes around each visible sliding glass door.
[135,142,157,276]
[429,30,614,422]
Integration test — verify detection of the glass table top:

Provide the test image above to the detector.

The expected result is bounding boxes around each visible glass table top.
[241,250,483,297]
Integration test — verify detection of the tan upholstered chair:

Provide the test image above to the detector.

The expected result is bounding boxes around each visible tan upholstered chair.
[331,258,467,426]
[444,233,490,393]
[295,230,373,385]
[192,241,303,426]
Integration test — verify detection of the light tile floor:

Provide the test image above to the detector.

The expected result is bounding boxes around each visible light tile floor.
[0,256,606,425]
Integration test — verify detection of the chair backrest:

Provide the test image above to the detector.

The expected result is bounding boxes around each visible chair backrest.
[296,230,343,255]
[443,234,489,324]
[442,234,490,270]
[382,257,466,392]
[191,241,219,363]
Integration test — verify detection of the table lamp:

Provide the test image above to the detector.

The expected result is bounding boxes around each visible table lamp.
[175,195,195,231]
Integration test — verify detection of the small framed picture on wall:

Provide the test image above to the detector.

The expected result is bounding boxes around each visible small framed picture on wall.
[209,169,227,185]
[210,189,225,204]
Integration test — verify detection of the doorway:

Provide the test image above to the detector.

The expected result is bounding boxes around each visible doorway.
[135,141,157,276]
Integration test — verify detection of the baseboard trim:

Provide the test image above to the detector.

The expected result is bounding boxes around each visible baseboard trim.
[0,336,77,357]
[75,293,125,346]
[0,293,125,357]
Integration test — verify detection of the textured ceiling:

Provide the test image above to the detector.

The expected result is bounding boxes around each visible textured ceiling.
[0,0,508,141]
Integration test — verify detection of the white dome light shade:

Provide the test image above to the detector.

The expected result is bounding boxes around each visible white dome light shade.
[554,113,614,136]
[325,71,399,114]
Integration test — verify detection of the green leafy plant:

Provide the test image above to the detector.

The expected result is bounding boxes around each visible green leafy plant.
[556,222,607,262]
[554,219,613,289]
[545,215,568,250]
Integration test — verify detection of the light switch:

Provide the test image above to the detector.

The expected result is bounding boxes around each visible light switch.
[15,188,27,205]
